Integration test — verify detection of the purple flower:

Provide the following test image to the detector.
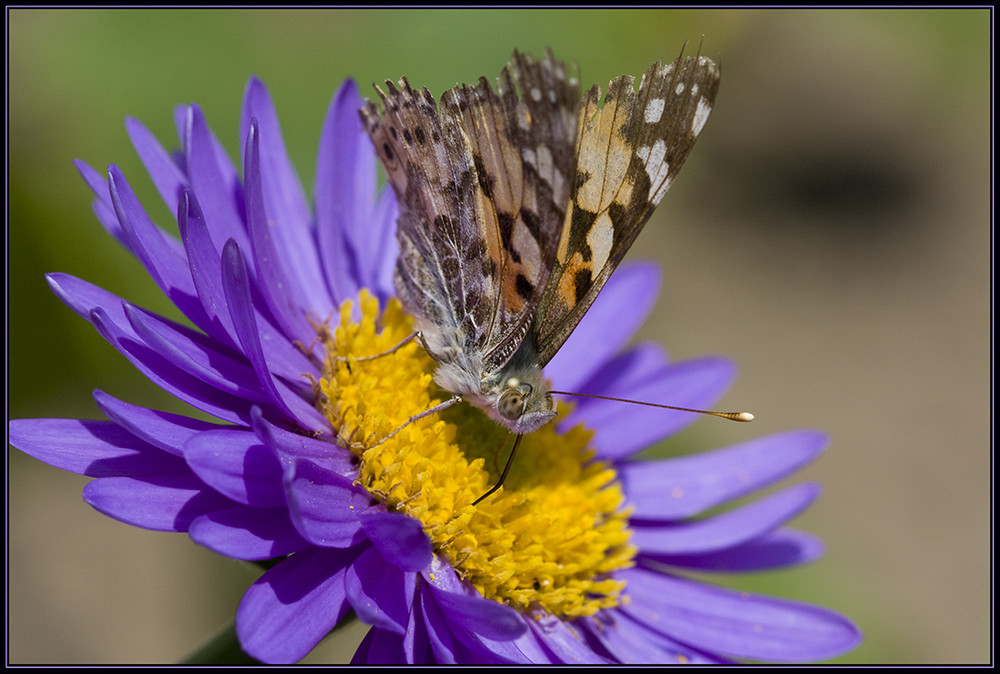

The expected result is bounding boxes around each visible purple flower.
[9,75,861,664]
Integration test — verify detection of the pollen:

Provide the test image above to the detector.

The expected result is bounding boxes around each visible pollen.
[317,290,636,618]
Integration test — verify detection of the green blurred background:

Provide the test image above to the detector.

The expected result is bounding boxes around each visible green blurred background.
[8,8,990,664]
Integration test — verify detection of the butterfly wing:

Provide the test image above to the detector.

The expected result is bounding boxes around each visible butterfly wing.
[533,51,721,366]
[361,52,580,375]
[360,79,478,354]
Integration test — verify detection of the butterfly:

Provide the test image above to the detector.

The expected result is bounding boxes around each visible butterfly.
[360,48,722,498]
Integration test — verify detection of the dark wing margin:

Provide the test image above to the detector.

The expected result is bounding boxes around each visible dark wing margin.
[532,49,721,366]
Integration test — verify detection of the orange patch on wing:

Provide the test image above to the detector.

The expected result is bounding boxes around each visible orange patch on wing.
[500,272,527,314]
[557,252,590,308]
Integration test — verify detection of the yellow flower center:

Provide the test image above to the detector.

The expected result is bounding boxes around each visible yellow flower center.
[317,290,635,618]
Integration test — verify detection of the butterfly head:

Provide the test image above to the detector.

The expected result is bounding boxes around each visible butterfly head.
[492,374,557,434]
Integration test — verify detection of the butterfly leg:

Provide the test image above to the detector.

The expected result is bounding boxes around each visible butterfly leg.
[334,331,422,363]
[367,394,462,448]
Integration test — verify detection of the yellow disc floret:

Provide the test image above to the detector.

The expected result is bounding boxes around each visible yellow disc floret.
[317,290,636,618]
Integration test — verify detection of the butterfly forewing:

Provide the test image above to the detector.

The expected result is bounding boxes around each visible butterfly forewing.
[533,53,721,365]
[438,53,580,372]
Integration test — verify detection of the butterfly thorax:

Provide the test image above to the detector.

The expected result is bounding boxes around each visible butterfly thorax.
[431,334,557,435]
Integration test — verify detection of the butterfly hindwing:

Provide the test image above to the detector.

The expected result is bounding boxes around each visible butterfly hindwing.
[533,51,721,365]
[360,79,475,344]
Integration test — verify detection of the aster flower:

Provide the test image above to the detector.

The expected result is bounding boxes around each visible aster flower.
[9,74,861,665]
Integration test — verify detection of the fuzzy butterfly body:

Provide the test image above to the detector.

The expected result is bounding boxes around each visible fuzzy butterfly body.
[360,48,720,435]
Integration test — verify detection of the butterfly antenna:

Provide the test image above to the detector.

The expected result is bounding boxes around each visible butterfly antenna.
[473,433,524,505]
[549,391,754,422]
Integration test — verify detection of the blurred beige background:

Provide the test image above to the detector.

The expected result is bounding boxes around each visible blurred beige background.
[8,8,990,664]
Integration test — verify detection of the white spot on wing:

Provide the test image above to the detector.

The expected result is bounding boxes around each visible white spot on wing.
[645,140,666,177]
[640,139,671,204]
[645,98,665,123]
[692,97,712,136]
[588,212,614,271]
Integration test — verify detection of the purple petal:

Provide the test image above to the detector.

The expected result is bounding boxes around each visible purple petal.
[48,249,312,414]
[123,302,274,406]
[180,104,250,257]
[125,116,188,217]
[419,584,534,663]
[421,558,526,642]
[344,545,417,635]
[82,473,233,532]
[418,582,461,664]
[107,165,210,330]
[580,610,728,664]
[359,509,433,572]
[332,81,380,286]
[46,272,127,323]
[184,428,285,507]
[630,483,820,555]
[242,120,313,344]
[353,624,427,664]
[48,272,259,425]
[173,104,189,161]
[563,350,736,460]
[92,390,223,457]
[180,192,318,384]
[177,189,240,347]
[621,566,862,662]
[251,407,346,466]
[73,159,125,247]
[546,261,660,392]
[237,546,358,664]
[88,305,252,425]
[621,430,828,520]
[652,528,826,572]
[9,418,186,477]
[188,506,308,560]
[402,597,437,664]
[284,457,369,547]
[523,614,610,664]
[454,619,548,664]
[240,78,332,318]
[240,78,310,226]
[316,79,378,305]
[369,187,400,302]
[220,239,329,432]
[577,612,676,664]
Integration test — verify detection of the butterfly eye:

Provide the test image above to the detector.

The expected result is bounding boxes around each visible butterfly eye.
[498,383,530,421]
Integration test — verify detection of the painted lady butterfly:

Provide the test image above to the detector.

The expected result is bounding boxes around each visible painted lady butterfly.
[361,48,726,499]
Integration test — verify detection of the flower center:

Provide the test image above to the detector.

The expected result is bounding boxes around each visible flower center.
[317,291,636,618]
